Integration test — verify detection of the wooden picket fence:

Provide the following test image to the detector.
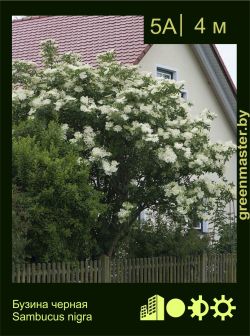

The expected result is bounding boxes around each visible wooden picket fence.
[12,253,237,283]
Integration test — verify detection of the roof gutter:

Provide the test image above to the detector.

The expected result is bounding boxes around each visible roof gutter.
[190,44,237,134]
[211,44,237,96]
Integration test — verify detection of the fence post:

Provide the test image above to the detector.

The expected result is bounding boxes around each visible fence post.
[201,253,207,283]
[100,255,110,283]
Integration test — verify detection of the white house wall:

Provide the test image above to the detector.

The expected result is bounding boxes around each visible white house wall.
[138,44,236,185]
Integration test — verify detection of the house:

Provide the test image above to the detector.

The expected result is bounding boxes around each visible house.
[12,16,237,234]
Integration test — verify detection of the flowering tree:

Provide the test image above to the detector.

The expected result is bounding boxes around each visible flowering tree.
[12,41,236,258]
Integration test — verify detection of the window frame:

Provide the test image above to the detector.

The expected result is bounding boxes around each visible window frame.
[180,89,188,100]
[155,64,188,100]
[194,220,209,234]
[155,64,178,81]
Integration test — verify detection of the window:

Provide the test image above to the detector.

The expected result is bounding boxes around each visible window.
[156,65,188,99]
[180,90,188,100]
[202,221,209,233]
[156,65,177,80]
[193,221,202,230]
[194,221,209,234]
[156,67,174,80]
[139,209,147,222]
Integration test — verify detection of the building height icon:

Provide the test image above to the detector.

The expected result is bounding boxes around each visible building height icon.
[140,295,165,321]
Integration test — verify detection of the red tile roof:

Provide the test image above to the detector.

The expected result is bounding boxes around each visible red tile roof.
[12,16,151,66]
[12,16,235,97]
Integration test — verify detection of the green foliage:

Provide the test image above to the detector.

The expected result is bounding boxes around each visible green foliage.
[216,220,237,253]
[12,121,105,262]
[117,220,210,258]
[12,60,37,86]
[211,199,237,253]
[12,186,31,262]
[40,39,59,67]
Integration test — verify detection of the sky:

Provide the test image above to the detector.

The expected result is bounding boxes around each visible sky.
[12,17,237,87]
[215,44,237,87]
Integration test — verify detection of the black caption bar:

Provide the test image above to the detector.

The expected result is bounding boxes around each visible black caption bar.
[144,2,248,44]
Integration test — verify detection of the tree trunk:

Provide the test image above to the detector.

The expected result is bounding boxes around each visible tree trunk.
[106,208,143,257]
[107,233,121,257]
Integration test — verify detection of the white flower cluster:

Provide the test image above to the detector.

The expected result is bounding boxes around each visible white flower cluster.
[39,89,76,111]
[79,72,88,80]
[99,105,116,116]
[169,128,181,138]
[116,96,126,104]
[163,182,185,196]
[114,125,122,132]
[80,96,96,113]
[158,146,177,163]
[163,181,205,216]
[207,179,236,198]
[133,79,144,87]
[100,102,132,122]
[61,123,69,140]
[165,118,186,127]
[83,126,95,148]
[87,145,117,175]
[69,129,119,175]
[117,202,134,223]
[90,147,111,161]
[196,109,217,125]
[69,131,83,144]
[144,133,159,143]
[174,143,183,150]
[77,157,83,165]
[129,121,159,142]
[182,131,193,141]
[213,140,237,152]
[163,175,236,221]
[174,80,185,89]
[105,121,113,130]
[105,121,122,133]
[122,87,147,99]
[44,68,58,75]
[194,186,205,199]
[27,108,36,120]
[74,86,83,93]
[12,88,34,101]
[130,179,138,186]
[157,128,170,140]
[31,96,51,108]
[139,104,154,115]
[189,153,210,168]
[131,121,152,134]
[140,123,153,134]
[69,126,96,146]
[63,63,79,71]
[25,88,77,114]
[102,160,119,175]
